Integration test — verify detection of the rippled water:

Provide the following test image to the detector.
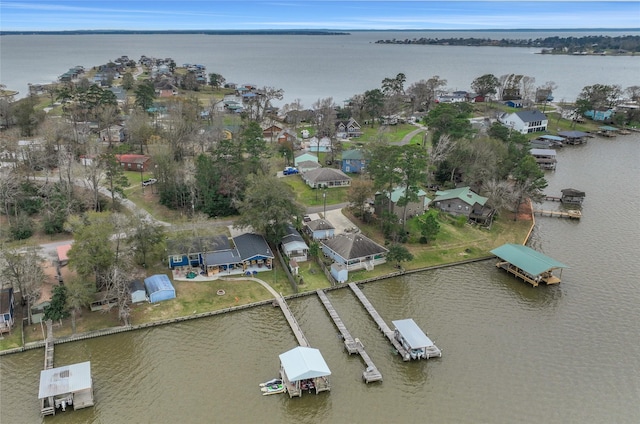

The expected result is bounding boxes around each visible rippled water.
[2,135,639,423]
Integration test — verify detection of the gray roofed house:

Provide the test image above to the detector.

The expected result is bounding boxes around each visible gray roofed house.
[302,167,351,189]
[304,219,335,240]
[498,110,548,134]
[281,224,309,262]
[234,233,274,263]
[167,235,231,269]
[297,160,321,174]
[321,233,388,271]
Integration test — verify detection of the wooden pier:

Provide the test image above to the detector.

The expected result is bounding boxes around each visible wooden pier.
[348,283,411,361]
[534,209,581,219]
[316,290,382,383]
[274,295,309,347]
[41,321,55,416]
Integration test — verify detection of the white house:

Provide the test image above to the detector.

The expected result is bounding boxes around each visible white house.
[498,110,548,134]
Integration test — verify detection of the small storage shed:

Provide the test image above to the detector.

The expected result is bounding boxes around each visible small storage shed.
[129,280,147,303]
[279,346,331,397]
[56,244,72,266]
[331,263,348,283]
[144,274,176,303]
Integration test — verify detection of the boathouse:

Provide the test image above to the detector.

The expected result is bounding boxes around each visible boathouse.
[392,319,441,360]
[561,188,586,205]
[39,361,94,415]
[490,243,568,287]
[558,130,589,145]
[279,346,331,398]
[529,148,557,170]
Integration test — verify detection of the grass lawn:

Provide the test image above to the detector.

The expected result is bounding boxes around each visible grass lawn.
[358,123,421,143]
[281,176,350,207]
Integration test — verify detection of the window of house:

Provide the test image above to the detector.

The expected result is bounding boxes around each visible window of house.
[172,255,182,262]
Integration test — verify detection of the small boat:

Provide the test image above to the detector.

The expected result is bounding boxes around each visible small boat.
[259,378,282,387]
[261,382,286,395]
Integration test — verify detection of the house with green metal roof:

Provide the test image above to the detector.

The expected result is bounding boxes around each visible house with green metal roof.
[432,186,494,224]
[374,187,431,221]
[490,243,568,286]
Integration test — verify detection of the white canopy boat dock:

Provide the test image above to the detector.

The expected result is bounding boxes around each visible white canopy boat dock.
[491,243,569,287]
[39,361,94,416]
[279,346,331,398]
[392,319,441,360]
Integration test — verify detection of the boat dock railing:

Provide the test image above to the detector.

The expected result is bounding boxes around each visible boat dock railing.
[348,283,411,361]
[534,209,581,219]
[316,290,382,383]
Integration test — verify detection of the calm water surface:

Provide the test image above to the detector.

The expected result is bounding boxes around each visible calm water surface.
[1,135,639,423]
[1,31,639,106]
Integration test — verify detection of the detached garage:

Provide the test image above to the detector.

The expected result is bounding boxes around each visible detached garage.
[144,274,176,303]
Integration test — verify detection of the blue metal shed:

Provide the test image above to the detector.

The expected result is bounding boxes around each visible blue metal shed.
[144,274,176,303]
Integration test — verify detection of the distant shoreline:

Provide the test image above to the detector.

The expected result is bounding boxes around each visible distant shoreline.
[0,29,350,36]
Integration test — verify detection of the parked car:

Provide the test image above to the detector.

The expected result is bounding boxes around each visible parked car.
[283,167,299,175]
[142,178,158,187]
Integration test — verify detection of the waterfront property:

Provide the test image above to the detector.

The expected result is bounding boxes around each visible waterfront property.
[392,319,441,360]
[561,188,586,205]
[597,125,618,137]
[304,218,335,241]
[39,361,94,416]
[279,346,331,397]
[530,148,558,170]
[281,224,309,263]
[432,186,492,223]
[0,287,15,334]
[374,187,431,221]
[498,110,548,134]
[558,130,589,145]
[129,280,147,304]
[321,233,388,271]
[491,243,568,287]
[531,135,564,148]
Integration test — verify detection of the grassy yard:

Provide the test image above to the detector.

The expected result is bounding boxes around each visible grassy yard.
[281,175,350,207]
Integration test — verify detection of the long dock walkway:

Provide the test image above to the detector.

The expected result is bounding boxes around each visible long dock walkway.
[316,290,382,383]
[275,295,309,348]
[348,283,411,361]
[41,320,55,416]
[534,209,581,219]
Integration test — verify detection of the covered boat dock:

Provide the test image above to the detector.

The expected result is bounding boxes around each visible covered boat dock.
[39,361,94,415]
[392,319,441,360]
[558,130,589,145]
[279,346,331,398]
[491,243,568,287]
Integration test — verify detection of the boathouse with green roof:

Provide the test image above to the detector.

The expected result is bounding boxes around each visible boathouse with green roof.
[490,243,568,287]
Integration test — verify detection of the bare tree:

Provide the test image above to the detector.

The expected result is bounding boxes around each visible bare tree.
[0,247,45,324]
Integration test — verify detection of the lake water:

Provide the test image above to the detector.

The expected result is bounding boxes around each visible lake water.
[1,32,640,424]
[1,136,640,424]
[1,30,639,107]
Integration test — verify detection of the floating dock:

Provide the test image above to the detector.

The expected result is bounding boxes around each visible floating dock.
[348,283,411,361]
[534,209,581,219]
[316,290,382,383]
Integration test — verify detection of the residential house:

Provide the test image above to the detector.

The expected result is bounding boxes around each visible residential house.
[308,136,332,153]
[0,287,15,334]
[302,168,351,189]
[233,233,274,273]
[498,110,548,134]
[585,109,613,121]
[432,186,490,221]
[294,153,319,167]
[281,225,309,262]
[335,118,362,138]
[304,219,335,240]
[262,122,284,139]
[297,160,321,174]
[321,233,388,271]
[530,148,557,170]
[341,149,367,174]
[277,129,298,145]
[374,187,431,220]
[115,154,151,172]
[167,235,231,269]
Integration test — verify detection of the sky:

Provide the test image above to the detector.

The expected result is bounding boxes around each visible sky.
[1,1,639,31]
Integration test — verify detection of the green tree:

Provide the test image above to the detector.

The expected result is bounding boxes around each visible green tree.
[425,103,474,143]
[134,80,156,111]
[234,173,304,244]
[242,121,268,170]
[363,89,384,127]
[12,96,45,136]
[0,247,45,324]
[471,74,500,99]
[99,152,129,209]
[418,212,440,244]
[66,212,116,289]
[209,73,226,89]
[511,155,547,220]
[386,244,414,268]
[65,278,94,334]
[44,285,69,322]
[347,178,375,220]
[121,72,135,90]
[127,212,166,266]
[381,72,406,96]
[395,145,428,229]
